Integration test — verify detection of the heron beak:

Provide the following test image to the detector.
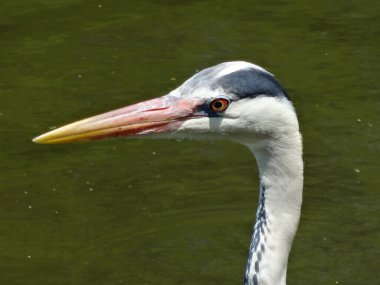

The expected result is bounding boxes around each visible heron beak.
[33,96,201,144]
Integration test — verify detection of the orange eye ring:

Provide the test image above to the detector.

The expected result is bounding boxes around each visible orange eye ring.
[210,98,230,112]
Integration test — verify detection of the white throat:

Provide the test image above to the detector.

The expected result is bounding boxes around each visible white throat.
[243,131,303,285]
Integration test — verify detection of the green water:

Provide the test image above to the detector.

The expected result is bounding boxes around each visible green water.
[1,1,379,284]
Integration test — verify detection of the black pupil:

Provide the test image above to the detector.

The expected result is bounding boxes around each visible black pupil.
[214,101,223,109]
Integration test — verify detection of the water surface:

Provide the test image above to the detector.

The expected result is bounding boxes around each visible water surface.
[1,1,379,284]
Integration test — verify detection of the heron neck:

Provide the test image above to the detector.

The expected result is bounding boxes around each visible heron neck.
[244,133,303,285]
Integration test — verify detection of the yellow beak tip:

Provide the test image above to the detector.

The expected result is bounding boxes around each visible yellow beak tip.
[32,136,46,144]
[32,133,57,144]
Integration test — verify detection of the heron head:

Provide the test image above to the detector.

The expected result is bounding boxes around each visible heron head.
[33,61,298,145]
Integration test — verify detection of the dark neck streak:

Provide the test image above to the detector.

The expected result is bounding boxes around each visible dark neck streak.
[243,183,267,285]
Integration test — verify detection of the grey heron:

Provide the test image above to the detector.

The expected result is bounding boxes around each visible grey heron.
[34,61,303,285]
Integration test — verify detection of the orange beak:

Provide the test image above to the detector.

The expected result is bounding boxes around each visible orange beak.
[33,96,202,144]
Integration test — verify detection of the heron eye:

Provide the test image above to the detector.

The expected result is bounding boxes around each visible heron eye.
[210,98,230,112]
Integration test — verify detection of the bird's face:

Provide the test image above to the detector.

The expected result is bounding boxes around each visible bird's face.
[34,62,298,145]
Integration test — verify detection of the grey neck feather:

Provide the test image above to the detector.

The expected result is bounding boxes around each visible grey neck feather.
[244,133,303,285]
